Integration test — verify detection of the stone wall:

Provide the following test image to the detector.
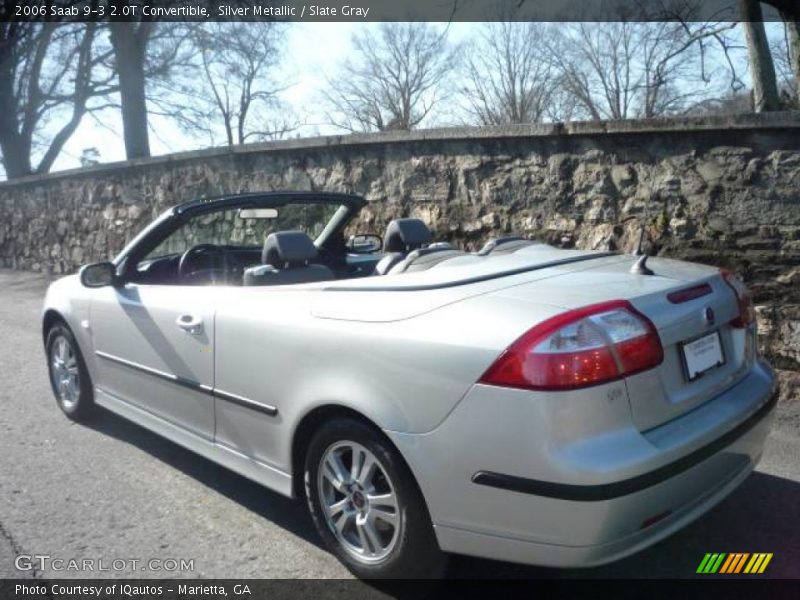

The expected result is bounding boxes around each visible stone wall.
[1,112,799,376]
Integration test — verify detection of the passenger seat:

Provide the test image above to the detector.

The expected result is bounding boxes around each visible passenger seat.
[374,218,433,275]
[243,231,334,286]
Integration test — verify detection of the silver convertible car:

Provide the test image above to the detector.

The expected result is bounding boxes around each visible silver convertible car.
[43,191,777,578]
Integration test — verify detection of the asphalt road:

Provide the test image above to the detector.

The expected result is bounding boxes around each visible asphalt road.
[1,269,798,584]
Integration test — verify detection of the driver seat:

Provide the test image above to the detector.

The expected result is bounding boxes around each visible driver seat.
[243,231,334,286]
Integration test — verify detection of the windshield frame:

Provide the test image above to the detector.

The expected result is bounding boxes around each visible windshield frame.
[114,192,366,279]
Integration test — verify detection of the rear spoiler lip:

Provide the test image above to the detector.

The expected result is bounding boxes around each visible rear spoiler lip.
[324,251,619,292]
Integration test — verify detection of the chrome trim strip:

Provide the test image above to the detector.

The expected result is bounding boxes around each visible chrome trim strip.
[95,350,213,393]
[214,388,278,417]
[94,351,278,417]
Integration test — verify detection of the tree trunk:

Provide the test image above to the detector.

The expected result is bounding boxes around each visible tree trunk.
[740,0,781,112]
[0,28,33,178]
[0,75,31,177]
[110,23,151,159]
[0,130,33,178]
[782,14,800,102]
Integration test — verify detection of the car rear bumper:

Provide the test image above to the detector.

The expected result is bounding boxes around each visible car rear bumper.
[387,360,777,567]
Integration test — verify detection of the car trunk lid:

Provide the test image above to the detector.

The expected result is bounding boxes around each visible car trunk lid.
[493,256,754,430]
[317,245,754,431]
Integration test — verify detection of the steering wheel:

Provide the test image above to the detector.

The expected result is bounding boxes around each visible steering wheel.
[178,243,234,284]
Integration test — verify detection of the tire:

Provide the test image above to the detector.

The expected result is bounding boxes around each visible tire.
[304,417,447,579]
[45,322,94,421]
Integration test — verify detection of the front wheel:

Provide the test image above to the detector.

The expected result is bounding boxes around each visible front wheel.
[46,323,94,421]
[304,418,447,579]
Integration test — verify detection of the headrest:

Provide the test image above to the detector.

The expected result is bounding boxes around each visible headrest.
[383,218,432,253]
[262,231,318,267]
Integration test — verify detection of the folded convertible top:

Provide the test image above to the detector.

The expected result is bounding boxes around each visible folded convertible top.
[323,245,613,292]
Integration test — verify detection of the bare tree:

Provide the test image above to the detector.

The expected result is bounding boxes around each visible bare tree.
[170,22,292,147]
[460,22,557,125]
[737,0,800,111]
[775,14,800,103]
[770,20,795,103]
[109,23,152,159]
[545,85,585,123]
[739,0,781,111]
[787,19,800,101]
[551,18,740,120]
[687,90,754,115]
[107,14,195,159]
[323,23,458,132]
[0,20,116,178]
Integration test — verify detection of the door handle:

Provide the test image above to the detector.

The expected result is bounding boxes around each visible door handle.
[176,314,204,335]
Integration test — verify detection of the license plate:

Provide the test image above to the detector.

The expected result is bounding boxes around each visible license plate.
[681,331,725,381]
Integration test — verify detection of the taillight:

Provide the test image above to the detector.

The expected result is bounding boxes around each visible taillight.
[721,270,755,328]
[479,300,664,391]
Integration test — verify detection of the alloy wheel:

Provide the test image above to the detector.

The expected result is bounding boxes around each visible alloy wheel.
[50,335,80,409]
[317,440,401,563]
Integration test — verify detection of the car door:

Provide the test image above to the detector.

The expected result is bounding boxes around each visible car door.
[87,205,263,438]
[89,283,215,439]
[89,283,217,438]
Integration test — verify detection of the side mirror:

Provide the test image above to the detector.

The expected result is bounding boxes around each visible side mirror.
[79,262,117,288]
[346,233,382,254]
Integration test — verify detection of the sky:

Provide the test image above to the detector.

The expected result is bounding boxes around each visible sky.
[46,20,789,175]
[54,22,476,173]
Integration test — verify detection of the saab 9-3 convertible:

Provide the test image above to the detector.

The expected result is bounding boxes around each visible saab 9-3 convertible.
[43,191,777,578]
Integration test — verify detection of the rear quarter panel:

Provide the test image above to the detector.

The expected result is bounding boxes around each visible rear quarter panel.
[212,286,563,473]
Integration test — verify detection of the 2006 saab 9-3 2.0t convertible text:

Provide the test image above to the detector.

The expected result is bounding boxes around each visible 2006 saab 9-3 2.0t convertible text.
[42,191,777,578]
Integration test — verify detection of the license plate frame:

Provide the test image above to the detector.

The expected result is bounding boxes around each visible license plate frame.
[680,330,726,382]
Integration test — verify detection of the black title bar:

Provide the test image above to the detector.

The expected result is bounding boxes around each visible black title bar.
[1,0,792,22]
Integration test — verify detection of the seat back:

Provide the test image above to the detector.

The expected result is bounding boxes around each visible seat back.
[383,218,432,253]
[243,231,334,286]
[374,218,433,275]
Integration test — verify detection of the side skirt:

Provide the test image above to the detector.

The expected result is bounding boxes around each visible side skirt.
[94,387,294,498]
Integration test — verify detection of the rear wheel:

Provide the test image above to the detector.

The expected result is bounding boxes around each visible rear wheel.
[46,323,94,421]
[304,417,446,579]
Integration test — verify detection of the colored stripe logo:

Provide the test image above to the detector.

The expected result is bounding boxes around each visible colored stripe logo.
[697,553,773,574]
